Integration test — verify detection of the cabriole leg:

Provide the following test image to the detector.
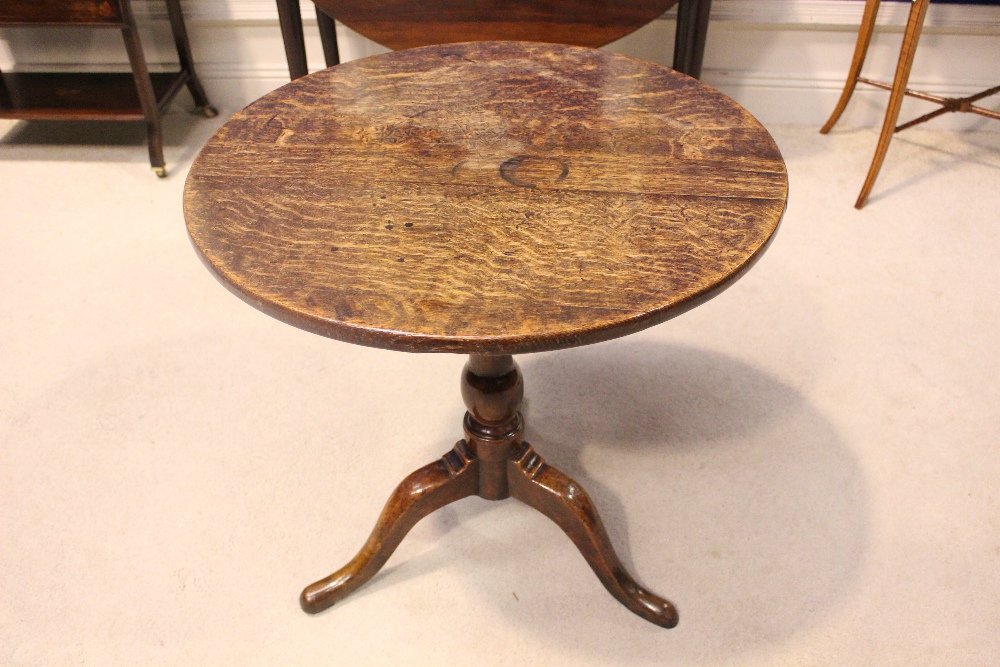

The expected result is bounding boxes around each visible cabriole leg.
[300,442,478,613]
[508,441,678,628]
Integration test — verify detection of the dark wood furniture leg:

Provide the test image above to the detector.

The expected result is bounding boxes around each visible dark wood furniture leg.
[316,7,340,68]
[300,441,480,608]
[673,0,712,80]
[164,0,217,118]
[507,444,678,626]
[276,0,309,80]
[300,355,678,628]
[120,0,165,176]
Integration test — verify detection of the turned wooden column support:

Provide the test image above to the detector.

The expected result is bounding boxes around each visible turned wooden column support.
[461,354,523,501]
[300,355,678,628]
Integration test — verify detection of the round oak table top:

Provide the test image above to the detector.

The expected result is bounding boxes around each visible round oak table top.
[184,42,787,355]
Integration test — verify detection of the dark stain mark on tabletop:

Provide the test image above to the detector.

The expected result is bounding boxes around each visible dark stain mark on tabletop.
[499,155,569,188]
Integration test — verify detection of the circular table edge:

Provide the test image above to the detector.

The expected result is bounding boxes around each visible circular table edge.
[183,42,789,356]
[185,210,785,355]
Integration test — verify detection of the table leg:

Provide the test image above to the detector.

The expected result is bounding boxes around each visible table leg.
[820,0,882,134]
[120,0,164,176]
[673,0,712,80]
[163,0,217,118]
[300,441,479,613]
[854,0,930,209]
[316,6,340,68]
[300,354,677,628]
[508,442,678,628]
[275,0,309,80]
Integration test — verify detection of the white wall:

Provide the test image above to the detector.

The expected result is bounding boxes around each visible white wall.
[1,0,998,128]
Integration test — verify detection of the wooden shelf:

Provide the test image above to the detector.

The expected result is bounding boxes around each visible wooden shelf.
[0,0,213,174]
[0,0,124,26]
[0,71,188,121]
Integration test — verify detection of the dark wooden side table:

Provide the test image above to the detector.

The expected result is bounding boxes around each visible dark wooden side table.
[0,0,216,177]
[276,0,713,81]
[184,41,787,628]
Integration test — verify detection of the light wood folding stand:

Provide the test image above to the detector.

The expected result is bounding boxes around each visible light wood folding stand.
[821,0,1000,209]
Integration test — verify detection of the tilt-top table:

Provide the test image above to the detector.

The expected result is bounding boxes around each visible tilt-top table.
[184,41,788,628]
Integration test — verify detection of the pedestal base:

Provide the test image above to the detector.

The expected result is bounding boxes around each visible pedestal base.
[300,355,678,628]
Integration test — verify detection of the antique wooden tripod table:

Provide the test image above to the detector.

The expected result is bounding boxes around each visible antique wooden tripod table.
[184,42,787,628]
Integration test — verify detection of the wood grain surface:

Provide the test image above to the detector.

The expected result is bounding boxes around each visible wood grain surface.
[184,42,787,354]
[308,0,680,50]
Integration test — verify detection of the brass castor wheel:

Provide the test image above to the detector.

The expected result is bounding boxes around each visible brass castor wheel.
[199,105,219,118]
[153,166,168,178]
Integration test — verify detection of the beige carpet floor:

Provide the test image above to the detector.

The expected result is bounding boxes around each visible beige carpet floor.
[2,111,999,665]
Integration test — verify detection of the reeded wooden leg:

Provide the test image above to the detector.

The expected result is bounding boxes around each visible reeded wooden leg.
[300,441,479,613]
[821,0,882,134]
[855,0,929,209]
[508,442,679,628]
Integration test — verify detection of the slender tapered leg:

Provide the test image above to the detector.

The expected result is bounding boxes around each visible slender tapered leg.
[163,0,216,117]
[821,0,882,134]
[855,0,929,209]
[673,0,712,80]
[316,7,340,68]
[508,442,679,628]
[276,0,309,80]
[300,441,479,613]
[119,0,165,176]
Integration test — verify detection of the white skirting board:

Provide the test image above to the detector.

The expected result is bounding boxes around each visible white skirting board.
[1,0,998,129]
